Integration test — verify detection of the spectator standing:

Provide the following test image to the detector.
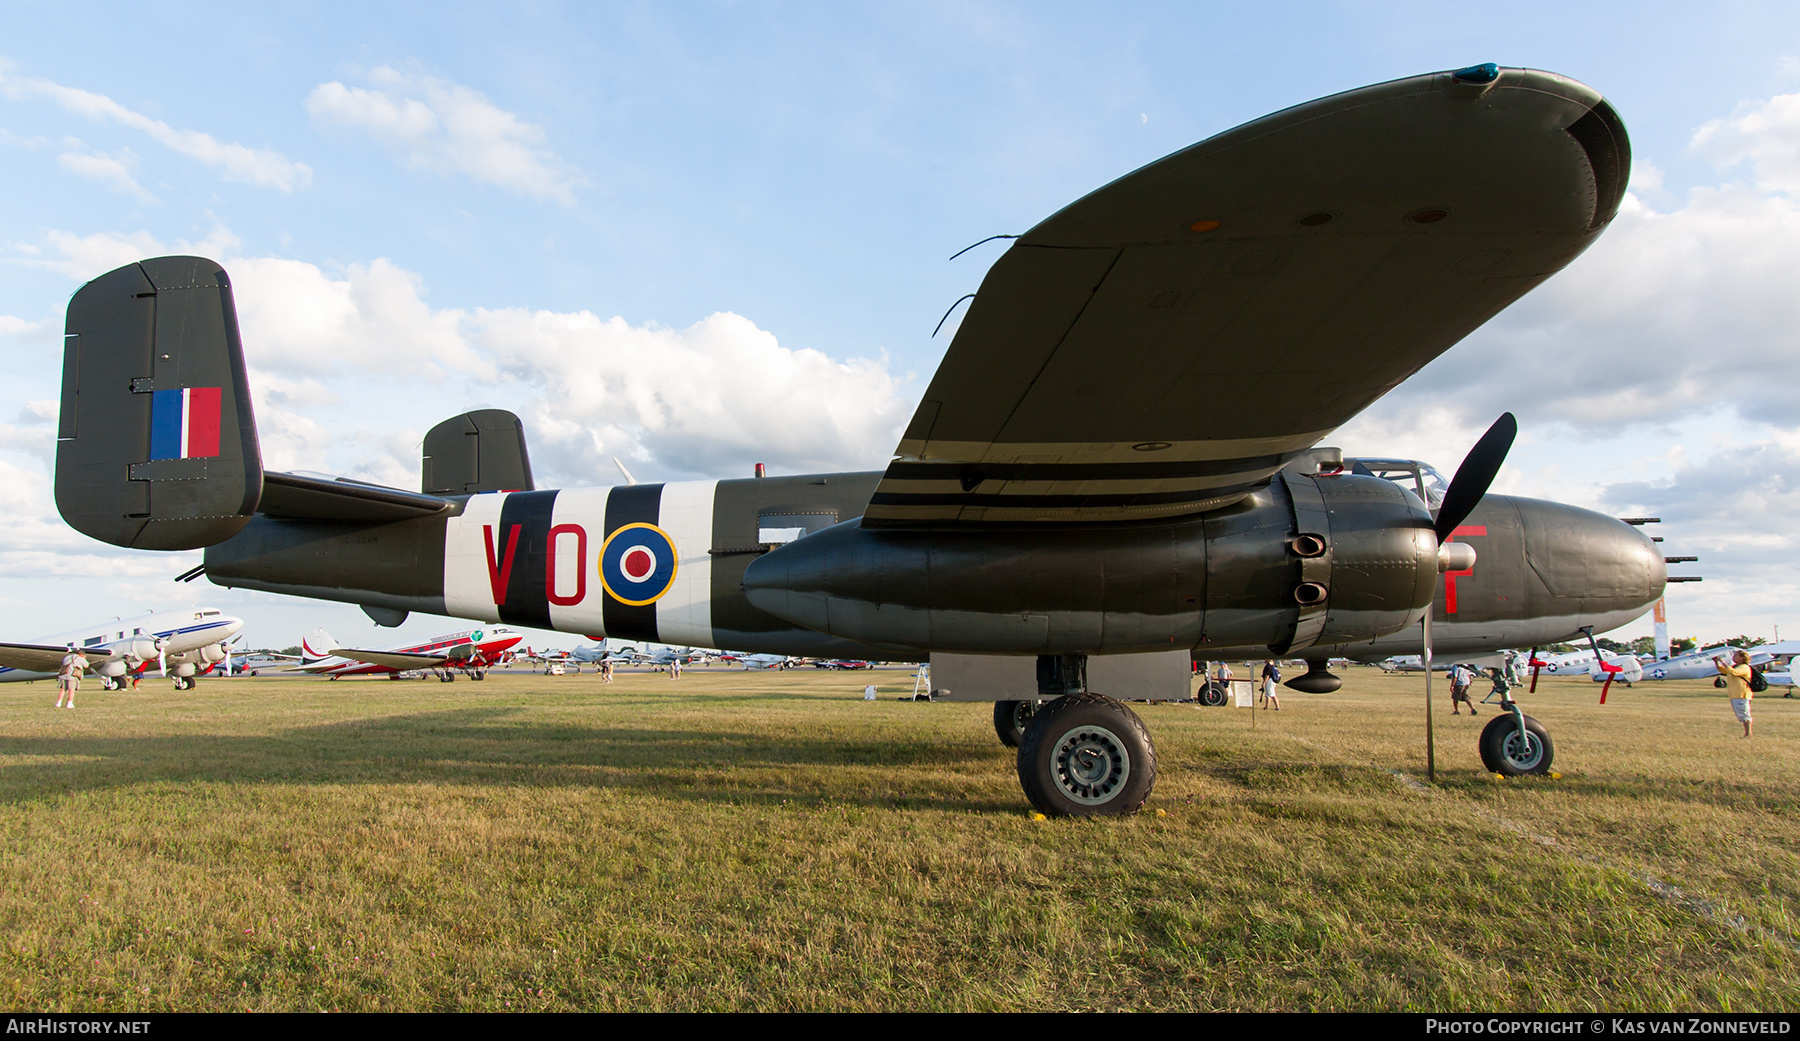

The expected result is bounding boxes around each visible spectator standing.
[1715,649,1755,738]
[1449,663,1476,715]
[55,645,88,709]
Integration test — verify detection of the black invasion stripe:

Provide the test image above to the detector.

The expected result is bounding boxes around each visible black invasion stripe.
[881,452,1297,484]
[866,479,1267,510]
[602,483,663,643]
[495,490,559,629]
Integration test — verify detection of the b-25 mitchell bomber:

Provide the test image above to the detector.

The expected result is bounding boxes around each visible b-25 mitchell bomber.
[51,65,1662,814]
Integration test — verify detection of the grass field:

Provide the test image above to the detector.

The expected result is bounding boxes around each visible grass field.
[0,664,1795,1012]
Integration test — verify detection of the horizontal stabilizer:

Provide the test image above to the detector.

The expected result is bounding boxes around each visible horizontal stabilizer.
[260,471,453,523]
[56,257,262,550]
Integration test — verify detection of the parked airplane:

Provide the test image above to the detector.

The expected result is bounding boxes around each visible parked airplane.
[0,607,243,690]
[295,626,524,681]
[720,652,799,670]
[50,65,1656,814]
[1638,641,1800,682]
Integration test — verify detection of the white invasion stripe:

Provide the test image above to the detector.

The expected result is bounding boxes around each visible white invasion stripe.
[655,480,716,648]
[442,493,508,623]
[546,487,607,636]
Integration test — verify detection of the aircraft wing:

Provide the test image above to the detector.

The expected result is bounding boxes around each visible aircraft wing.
[327,644,475,671]
[0,643,103,673]
[866,67,1626,525]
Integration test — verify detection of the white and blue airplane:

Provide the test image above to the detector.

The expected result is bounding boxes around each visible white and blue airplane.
[1639,641,1800,683]
[0,607,244,690]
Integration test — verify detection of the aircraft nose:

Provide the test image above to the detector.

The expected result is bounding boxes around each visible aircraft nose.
[1515,497,1666,622]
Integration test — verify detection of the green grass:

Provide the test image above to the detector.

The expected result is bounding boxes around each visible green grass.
[0,666,1795,1011]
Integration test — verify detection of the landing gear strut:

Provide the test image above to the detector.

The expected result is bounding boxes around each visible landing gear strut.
[1014,654,1158,816]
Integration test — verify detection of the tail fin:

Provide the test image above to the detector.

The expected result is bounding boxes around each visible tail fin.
[421,409,534,495]
[301,629,339,663]
[55,257,263,550]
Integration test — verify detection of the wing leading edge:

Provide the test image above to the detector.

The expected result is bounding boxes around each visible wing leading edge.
[867,66,1628,525]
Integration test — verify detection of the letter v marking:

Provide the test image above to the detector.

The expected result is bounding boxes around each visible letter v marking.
[484,523,523,605]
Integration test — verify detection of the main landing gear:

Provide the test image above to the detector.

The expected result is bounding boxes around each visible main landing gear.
[993,699,1042,747]
[1006,654,1158,816]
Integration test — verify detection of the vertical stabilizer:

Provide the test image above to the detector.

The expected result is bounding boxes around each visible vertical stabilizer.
[55,257,263,550]
[421,409,535,495]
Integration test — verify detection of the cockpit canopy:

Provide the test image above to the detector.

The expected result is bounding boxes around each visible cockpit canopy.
[1344,457,1448,512]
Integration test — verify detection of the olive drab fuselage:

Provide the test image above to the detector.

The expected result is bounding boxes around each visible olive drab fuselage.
[202,468,1665,662]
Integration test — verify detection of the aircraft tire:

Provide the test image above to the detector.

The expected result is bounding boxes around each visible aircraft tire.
[1714,677,1727,688]
[1017,693,1157,816]
[1478,713,1555,776]
[992,699,1040,748]
[473,670,486,681]
[1198,681,1228,707]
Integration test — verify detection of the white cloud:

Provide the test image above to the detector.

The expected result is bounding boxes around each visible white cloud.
[306,67,583,204]
[1691,91,1800,195]
[0,315,53,342]
[474,307,913,480]
[56,148,154,201]
[19,228,911,490]
[0,60,311,192]
[13,227,239,282]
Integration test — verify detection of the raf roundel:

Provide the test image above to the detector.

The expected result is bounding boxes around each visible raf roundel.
[599,522,680,606]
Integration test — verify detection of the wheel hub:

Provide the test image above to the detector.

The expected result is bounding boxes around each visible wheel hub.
[1502,728,1542,770]
[1051,725,1131,805]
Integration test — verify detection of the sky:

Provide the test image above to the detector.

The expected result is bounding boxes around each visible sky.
[0,1,1797,653]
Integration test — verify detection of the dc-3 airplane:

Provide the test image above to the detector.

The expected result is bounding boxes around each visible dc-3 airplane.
[50,64,1664,814]
[0,607,243,690]
[295,626,524,681]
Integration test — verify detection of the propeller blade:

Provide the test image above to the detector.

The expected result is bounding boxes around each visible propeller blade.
[157,638,167,678]
[1434,412,1518,542]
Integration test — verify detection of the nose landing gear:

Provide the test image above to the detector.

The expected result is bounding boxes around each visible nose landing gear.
[1478,698,1555,776]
